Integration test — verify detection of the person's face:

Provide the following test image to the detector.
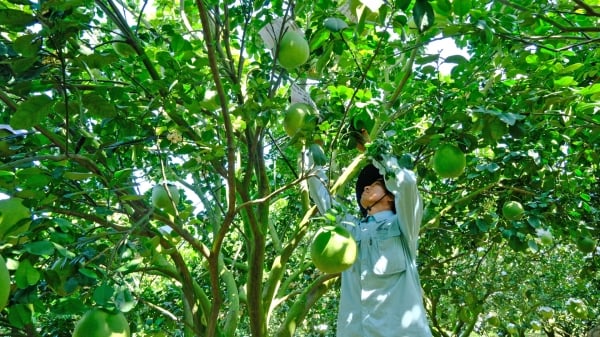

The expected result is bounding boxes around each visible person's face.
[360,180,390,209]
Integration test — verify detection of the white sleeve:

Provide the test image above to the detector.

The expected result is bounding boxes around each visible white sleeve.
[372,155,423,259]
[304,152,333,215]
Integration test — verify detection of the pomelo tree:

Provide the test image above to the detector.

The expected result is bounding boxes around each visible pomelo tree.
[0,0,598,336]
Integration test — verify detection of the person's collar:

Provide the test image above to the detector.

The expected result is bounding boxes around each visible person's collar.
[369,210,395,222]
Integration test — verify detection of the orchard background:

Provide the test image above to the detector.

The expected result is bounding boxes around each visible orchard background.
[0,0,598,336]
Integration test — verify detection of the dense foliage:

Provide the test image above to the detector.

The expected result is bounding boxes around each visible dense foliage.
[0,0,598,336]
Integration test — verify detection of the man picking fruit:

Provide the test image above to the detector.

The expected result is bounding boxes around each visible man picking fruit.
[306,148,432,337]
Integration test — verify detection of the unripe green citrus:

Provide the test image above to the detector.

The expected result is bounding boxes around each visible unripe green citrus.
[530,320,542,331]
[283,102,316,138]
[151,184,180,210]
[432,144,466,178]
[538,306,554,320]
[485,312,500,327]
[277,31,310,70]
[0,255,10,312]
[506,323,518,335]
[576,236,596,254]
[310,226,357,274]
[502,201,524,220]
[539,231,554,245]
[72,309,130,337]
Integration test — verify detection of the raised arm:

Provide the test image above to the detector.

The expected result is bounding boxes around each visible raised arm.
[372,155,423,259]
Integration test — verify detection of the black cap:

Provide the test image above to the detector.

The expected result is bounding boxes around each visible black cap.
[355,164,384,217]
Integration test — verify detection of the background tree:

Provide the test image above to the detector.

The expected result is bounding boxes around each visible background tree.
[0,0,598,336]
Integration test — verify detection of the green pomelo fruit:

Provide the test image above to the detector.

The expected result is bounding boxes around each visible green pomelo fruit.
[310,226,357,274]
[283,102,316,138]
[502,201,524,220]
[485,312,500,327]
[506,323,518,335]
[0,198,31,241]
[538,306,554,320]
[530,320,542,331]
[539,231,554,245]
[72,309,130,337]
[151,184,180,210]
[432,144,466,178]
[0,255,10,312]
[576,236,596,254]
[277,31,310,70]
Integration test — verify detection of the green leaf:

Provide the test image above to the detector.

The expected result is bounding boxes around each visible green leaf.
[9,56,38,74]
[309,28,330,52]
[170,33,192,53]
[445,54,469,64]
[23,241,55,256]
[13,34,42,57]
[63,171,96,180]
[119,194,145,201]
[113,168,133,184]
[15,259,40,288]
[553,76,577,88]
[7,304,32,329]
[578,83,600,96]
[560,62,583,74]
[13,34,41,57]
[323,17,348,32]
[10,94,53,129]
[413,0,435,32]
[0,9,36,29]
[17,167,52,187]
[82,93,117,118]
[433,0,452,16]
[0,170,15,177]
[78,267,98,279]
[525,54,539,64]
[78,53,119,69]
[396,0,412,11]
[453,0,472,17]
[93,283,115,306]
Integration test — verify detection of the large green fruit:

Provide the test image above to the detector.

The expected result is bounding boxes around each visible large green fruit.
[72,309,130,337]
[506,322,519,335]
[283,102,316,138]
[0,197,31,241]
[502,201,524,220]
[151,184,180,210]
[537,229,554,245]
[538,306,554,320]
[485,312,500,327]
[310,226,357,274]
[0,255,10,312]
[432,144,466,178]
[576,236,596,254]
[277,31,310,70]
